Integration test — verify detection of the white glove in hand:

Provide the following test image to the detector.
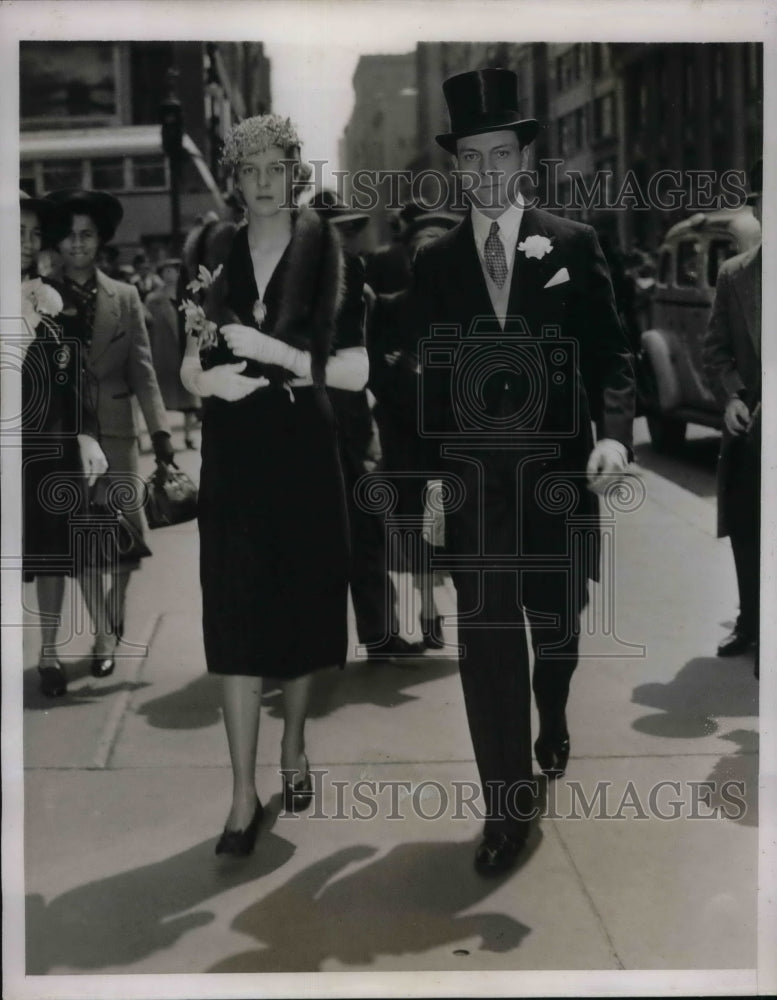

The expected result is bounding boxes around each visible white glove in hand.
[724,397,751,435]
[586,438,629,494]
[221,323,311,377]
[197,361,269,402]
[77,434,108,487]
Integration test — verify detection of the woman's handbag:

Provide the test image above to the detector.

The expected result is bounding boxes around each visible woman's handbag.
[144,460,199,529]
[87,501,152,564]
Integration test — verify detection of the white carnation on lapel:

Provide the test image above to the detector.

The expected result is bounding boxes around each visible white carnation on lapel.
[518,235,553,260]
[21,278,64,332]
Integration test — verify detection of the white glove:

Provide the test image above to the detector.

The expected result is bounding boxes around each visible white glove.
[77,434,108,487]
[724,397,751,436]
[180,354,268,402]
[221,323,311,378]
[586,438,629,494]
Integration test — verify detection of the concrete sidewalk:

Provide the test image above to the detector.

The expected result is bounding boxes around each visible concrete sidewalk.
[18,424,760,984]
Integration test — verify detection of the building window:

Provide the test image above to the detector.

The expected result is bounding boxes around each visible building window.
[594,93,615,139]
[593,43,611,79]
[131,154,167,189]
[90,157,126,191]
[712,45,725,104]
[20,41,120,126]
[683,59,695,113]
[745,42,762,94]
[41,159,85,192]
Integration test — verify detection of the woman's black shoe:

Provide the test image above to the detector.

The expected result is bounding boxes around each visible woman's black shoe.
[215,799,264,856]
[534,735,570,779]
[38,663,67,697]
[90,653,116,678]
[283,770,314,813]
[421,616,445,650]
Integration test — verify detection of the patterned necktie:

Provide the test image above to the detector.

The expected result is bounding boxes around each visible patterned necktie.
[484,220,508,288]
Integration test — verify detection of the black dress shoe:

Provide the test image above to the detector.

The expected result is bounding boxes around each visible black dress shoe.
[38,663,67,697]
[91,653,116,678]
[215,799,264,856]
[421,616,445,650]
[283,770,314,813]
[717,628,757,657]
[534,735,570,779]
[365,636,426,662]
[474,831,525,876]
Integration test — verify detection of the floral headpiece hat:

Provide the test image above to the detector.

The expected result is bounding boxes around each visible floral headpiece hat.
[221,114,302,171]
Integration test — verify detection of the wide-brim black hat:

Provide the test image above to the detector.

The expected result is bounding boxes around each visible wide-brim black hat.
[435,68,539,154]
[309,189,370,231]
[45,189,124,243]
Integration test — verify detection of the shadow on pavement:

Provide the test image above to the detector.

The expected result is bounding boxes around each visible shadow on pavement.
[207,834,538,973]
[261,655,461,722]
[704,728,759,827]
[633,429,719,500]
[25,827,297,974]
[137,673,222,729]
[630,655,758,739]
[23,663,152,711]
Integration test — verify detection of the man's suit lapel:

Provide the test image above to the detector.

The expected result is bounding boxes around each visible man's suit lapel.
[731,246,761,356]
[446,215,497,331]
[90,270,121,366]
[506,207,562,335]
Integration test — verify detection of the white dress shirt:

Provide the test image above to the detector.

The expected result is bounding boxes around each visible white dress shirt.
[471,199,524,328]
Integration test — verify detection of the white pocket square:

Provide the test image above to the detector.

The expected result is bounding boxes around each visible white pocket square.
[544,267,570,289]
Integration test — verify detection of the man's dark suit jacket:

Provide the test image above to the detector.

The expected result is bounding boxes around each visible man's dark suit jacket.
[406,205,636,582]
[703,244,761,539]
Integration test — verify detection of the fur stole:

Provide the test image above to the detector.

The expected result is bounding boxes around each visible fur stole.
[181,207,346,387]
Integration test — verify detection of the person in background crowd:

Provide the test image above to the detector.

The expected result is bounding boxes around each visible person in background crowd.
[179,115,369,857]
[130,252,163,301]
[368,204,461,649]
[145,258,200,449]
[598,232,641,357]
[702,158,762,677]
[407,69,635,874]
[96,244,122,281]
[20,191,109,697]
[45,189,175,678]
[310,190,425,662]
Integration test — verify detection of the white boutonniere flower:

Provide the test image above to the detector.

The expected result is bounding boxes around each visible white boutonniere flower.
[518,235,553,260]
[21,278,64,333]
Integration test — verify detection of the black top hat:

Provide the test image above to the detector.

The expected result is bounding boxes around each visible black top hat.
[309,190,370,231]
[435,68,539,154]
[45,189,124,244]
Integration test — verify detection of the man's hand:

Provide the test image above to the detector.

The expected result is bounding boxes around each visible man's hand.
[198,361,269,402]
[77,434,108,487]
[586,439,629,494]
[724,396,751,435]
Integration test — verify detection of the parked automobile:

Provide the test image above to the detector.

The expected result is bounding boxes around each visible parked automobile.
[638,205,761,451]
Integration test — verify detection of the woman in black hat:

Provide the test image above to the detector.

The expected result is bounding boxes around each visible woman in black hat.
[179,114,368,856]
[46,189,175,679]
[20,192,108,696]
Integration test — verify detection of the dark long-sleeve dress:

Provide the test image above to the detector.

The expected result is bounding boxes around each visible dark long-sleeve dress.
[198,223,364,678]
[22,280,98,581]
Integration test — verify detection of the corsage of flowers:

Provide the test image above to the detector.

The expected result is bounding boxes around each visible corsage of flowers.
[179,264,223,350]
[21,277,64,335]
[518,235,553,260]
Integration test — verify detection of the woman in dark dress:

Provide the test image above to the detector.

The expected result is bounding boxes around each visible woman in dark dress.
[180,115,368,855]
[20,192,108,696]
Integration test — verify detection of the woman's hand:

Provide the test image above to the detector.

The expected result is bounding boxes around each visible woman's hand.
[77,434,109,487]
[221,323,311,377]
[198,361,269,402]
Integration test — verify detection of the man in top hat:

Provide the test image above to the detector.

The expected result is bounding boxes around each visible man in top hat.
[703,159,762,675]
[310,190,425,661]
[407,68,635,873]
